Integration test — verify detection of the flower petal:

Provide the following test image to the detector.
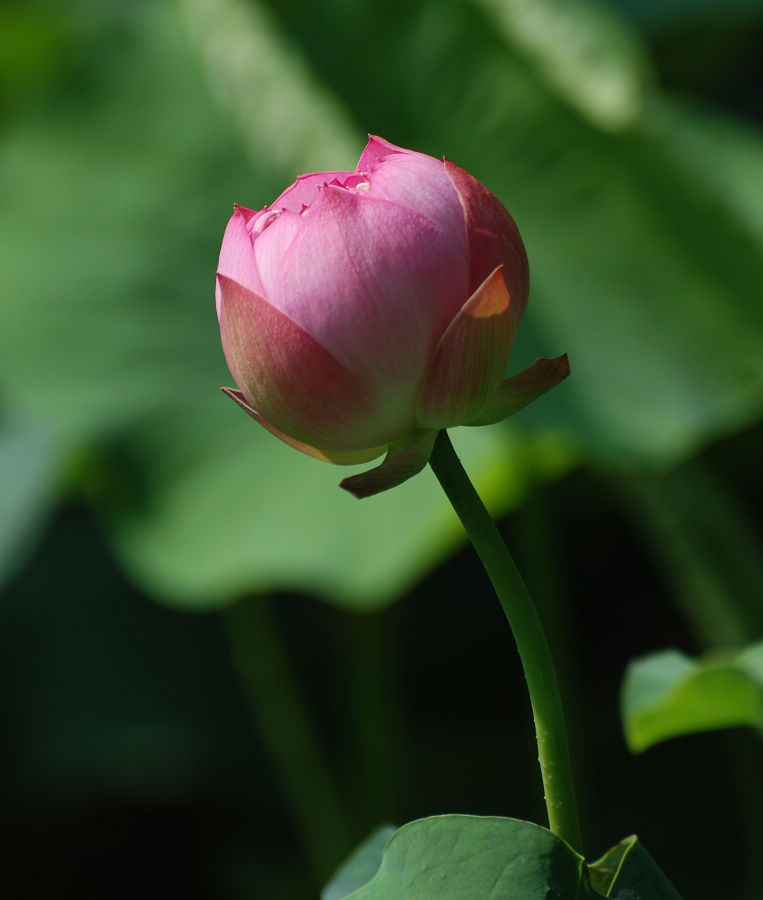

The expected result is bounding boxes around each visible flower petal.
[466,355,571,426]
[235,205,259,226]
[218,274,386,451]
[252,208,302,298]
[444,159,529,332]
[356,134,404,170]
[416,267,513,429]
[270,170,357,213]
[358,141,468,260]
[215,205,265,317]
[221,388,385,464]
[272,186,468,406]
[340,429,437,498]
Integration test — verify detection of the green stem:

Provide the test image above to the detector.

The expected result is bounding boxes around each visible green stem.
[428,430,582,852]
[222,596,352,882]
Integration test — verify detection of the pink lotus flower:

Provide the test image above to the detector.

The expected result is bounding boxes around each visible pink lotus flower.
[217,136,568,497]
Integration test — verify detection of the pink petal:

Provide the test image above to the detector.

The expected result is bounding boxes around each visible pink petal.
[356,135,406,170]
[221,388,385,464]
[218,274,388,451]
[236,205,259,226]
[216,205,266,317]
[416,266,513,429]
[444,159,529,333]
[270,170,357,213]
[466,355,571,426]
[272,186,468,410]
[361,152,468,263]
[252,208,302,298]
[340,429,437,498]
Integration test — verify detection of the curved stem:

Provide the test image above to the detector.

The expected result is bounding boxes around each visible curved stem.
[222,596,352,881]
[428,430,582,852]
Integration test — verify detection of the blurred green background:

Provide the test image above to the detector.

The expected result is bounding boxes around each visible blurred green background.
[1,0,762,896]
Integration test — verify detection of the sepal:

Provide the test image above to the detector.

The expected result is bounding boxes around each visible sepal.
[466,355,570,426]
[416,266,513,430]
[340,430,437,498]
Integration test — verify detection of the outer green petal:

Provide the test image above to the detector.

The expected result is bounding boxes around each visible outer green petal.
[340,430,437,498]
[415,266,513,429]
[466,355,571,426]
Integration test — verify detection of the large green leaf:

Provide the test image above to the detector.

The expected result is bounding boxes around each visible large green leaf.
[321,815,589,899]
[621,642,763,752]
[110,404,571,610]
[321,816,684,899]
[0,1,263,444]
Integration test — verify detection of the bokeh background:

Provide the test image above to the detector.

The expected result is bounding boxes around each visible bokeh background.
[1,0,762,897]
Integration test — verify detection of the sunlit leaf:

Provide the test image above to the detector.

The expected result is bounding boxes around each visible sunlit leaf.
[179,0,360,173]
[471,0,651,130]
[621,643,763,752]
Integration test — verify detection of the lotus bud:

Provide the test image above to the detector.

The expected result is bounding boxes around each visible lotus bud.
[216,136,568,497]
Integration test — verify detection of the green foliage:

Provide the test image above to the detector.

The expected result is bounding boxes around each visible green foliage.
[0,0,761,610]
[322,816,588,898]
[621,466,763,647]
[0,412,58,588]
[322,825,397,900]
[321,816,683,899]
[621,642,763,752]
[588,835,683,899]
[0,4,761,897]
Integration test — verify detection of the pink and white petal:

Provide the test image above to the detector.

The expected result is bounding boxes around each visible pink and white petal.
[216,206,265,316]
[416,267,513,429]
[218,274,385,451]
[273,186,468,407]
[271,171,356,213]
[362,153,468,261]
[221,388,385,464]
[252,209,302,298]
[444,159,529,331]
[466,355,571,426]
[340,429,437,498]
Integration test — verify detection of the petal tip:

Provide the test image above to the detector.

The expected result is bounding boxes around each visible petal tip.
[221,386,258,420]
[339,430,437,498]
[465,354,571,427]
